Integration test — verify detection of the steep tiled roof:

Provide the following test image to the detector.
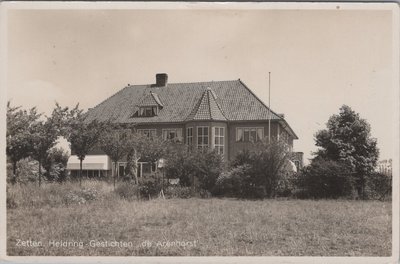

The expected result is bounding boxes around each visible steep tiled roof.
[186,87,227,121]
[138,92,163,107]
[87,80,280,122]
[85,79,297,138]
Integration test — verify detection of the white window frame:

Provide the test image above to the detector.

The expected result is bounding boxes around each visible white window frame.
[162,128,183,142]
[197,126,209,149]
[236,127,264,142]
[137,129,157,138]
[186,127,193,145]
[214,127,225,155]
[139,106,158,117]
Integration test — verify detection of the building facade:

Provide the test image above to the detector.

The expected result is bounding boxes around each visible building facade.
[67,73,300,177]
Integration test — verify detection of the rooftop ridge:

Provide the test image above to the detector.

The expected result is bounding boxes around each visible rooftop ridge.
[126,79,241,88]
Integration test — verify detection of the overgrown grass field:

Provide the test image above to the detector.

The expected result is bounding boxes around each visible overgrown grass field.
[7,181,392,256]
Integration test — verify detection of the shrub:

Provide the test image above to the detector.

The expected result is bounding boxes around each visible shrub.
[164,186,192,199]
[275,171,297,197]
[228,139,293,198]
[214,165,265,199]
[364,172,392,200]
[115,182,139,200]
[65,187,98,205]
[296,159,355,199]
[165,146,224,193]
[138,175,165,199]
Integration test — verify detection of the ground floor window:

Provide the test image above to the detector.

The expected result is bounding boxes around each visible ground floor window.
[69,170,108,178]
[236,127,264,142]
[214,127,224,155]
[137,129,157,138]
[197,126,209,149]
[186,127,193,145]
[162,128,183,142]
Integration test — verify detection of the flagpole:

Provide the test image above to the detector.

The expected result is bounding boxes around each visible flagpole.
[268,72,271,143]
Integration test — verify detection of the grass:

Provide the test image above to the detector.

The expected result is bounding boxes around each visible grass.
[6,181,392,256]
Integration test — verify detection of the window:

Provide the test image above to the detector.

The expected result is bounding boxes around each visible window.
[137,129,157,138]
[162,128,183,142]
[197,126,209,149]
[115,162,127,178]
[186,127,193,145]
[214,127,224,155]
[139,106,158,117]
[236,127,264,142]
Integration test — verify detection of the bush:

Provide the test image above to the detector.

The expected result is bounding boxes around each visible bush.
[114,183,139,201]
[165,146,224,193]
[364,172,392,200]
[65,187,98,205]
[164,186,192,199]
[214,165,265,199]
[296,159,355,199]
[275,172,297,197]
[137,175,165,199]
[227,139,294,198]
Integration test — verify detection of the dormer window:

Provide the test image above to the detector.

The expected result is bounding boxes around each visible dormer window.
[139,106,158,117]
[135,91,163,118]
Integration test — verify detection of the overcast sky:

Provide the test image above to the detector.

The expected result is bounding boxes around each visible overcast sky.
[5,6,396,162]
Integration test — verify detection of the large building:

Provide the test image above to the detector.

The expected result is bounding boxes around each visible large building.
[67,73,300,178]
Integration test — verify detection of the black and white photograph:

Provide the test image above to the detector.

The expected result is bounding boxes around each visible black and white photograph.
[0,2,399,262]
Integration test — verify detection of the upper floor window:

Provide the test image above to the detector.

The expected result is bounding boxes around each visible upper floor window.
[186,127,193,145]
[162,128,183,142]
[236,127,264,142]
[139,106,158,117]
[137,129,157,138]
[197,126,209,150]
[214,127,224,155]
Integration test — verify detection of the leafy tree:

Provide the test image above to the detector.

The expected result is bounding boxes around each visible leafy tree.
[125,133,167,184]
[314,105,379,197]
[43,147,70,182]
[99,125,130,189]
[296,158,355,199]
[6,102,41,183]
[164,145,224,194]
[231,138,293,198]
[30,103,77,186]
[68,112,103,185]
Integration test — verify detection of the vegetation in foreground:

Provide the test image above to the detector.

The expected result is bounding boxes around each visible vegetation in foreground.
[7,181,392,256]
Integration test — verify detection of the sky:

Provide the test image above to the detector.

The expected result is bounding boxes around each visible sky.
[5,5,397,162]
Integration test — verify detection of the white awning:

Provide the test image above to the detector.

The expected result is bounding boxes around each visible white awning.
[67,155,111,170]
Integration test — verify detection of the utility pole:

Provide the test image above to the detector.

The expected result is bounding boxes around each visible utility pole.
[268,72,271,143]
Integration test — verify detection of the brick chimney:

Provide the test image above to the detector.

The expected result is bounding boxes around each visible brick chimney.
[155,73,168,87]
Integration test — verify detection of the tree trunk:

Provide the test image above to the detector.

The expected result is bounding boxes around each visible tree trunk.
[113,161,118,190]
[133,150,139,184]
[38,159,42,187]
[79,159,83,186]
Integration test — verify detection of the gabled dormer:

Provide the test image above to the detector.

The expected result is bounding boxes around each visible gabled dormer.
[134,91,164,117]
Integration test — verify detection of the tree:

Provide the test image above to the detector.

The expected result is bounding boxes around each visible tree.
[125,133,167,184]
[42,147,70,182]
[68,112,103,185]
[99,125,130,189]
[6,102,41,183]
[164,144,225,194]
[296,158,355,199]
[231,138,293,198]
[30,103,77,186]
[314,105,379,198]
